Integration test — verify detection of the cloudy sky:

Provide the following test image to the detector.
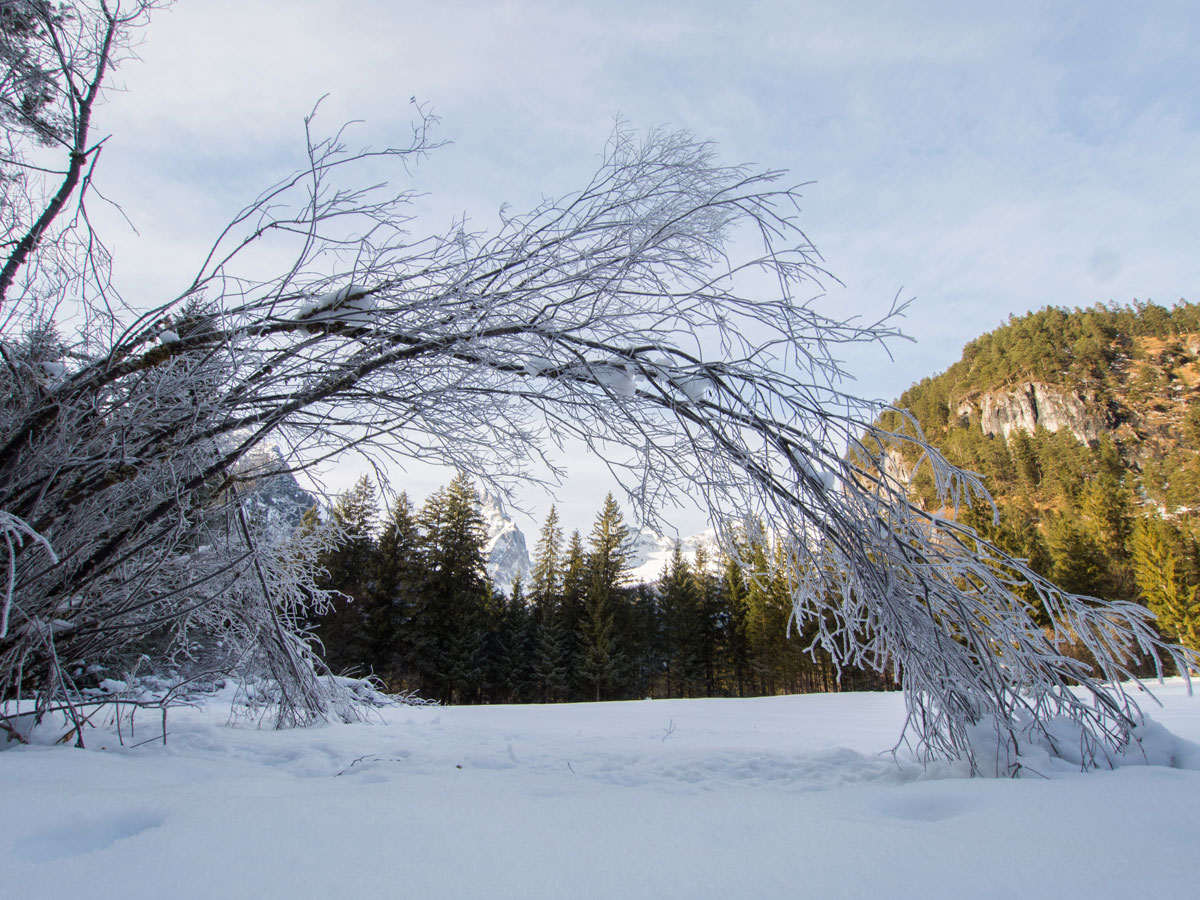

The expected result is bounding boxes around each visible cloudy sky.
[92,0,1200,536]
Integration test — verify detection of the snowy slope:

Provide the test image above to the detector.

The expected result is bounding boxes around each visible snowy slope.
[2,682,1198,899]
[627,527,718,584]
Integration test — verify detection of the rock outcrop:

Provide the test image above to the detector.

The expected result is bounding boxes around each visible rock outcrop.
[236,442,319,532]
[961,382,1108,444]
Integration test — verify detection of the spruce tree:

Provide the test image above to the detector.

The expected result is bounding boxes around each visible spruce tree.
[1132,519,1200,655]
[578,589,617,702]
[692,546,724,696]
[1045,513,1107,599]
[412,473,492,703]
[560,529,588,695]
[312,475,379,672]
[741,528,783,694]
[721,550,753,697]
[494,577,535,702]
[528,507,569,701]
[529,506,563,606]
[659,542,700,696]
[530,601,570,702]
[371,492,422,688]
[578,494,631,701]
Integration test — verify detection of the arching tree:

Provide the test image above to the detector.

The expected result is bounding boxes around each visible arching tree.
[0,0,1193,764]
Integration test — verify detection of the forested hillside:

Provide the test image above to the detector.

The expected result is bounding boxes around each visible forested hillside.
[878,300,1200,651]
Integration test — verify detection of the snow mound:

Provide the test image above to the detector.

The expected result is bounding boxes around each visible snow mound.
[960,705,1200,776]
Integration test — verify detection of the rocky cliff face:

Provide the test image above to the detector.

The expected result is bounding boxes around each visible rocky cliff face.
[960,382,1108,444]
[236,443,319,533]
[479,490,532,593]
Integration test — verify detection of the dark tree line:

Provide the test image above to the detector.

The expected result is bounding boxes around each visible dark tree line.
[310,475,891,704]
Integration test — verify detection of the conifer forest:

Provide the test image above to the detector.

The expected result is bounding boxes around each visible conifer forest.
[309,475,891,705]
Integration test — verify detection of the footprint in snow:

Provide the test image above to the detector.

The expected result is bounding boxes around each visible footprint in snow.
[874,792,970,823]
[16,810,165,862]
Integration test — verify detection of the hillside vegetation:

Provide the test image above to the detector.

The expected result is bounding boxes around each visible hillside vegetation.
[879,300,1200,651]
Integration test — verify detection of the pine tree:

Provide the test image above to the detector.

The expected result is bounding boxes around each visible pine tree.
[411,473,492,703]
[492,577,534,703]
[741,528,785,694]
[1045,513,1106,599]
[560,529,588,695]
[527,508,570,701]
[692,546,725,696]
[370,491,422,688]
[529,506,563,606]
[578,494,631,701]
[578,590,617,702]
[530,600,570,702]
[312,475,379,672]
[1010,428,1041,490]
[721,550,753,697]
[1132,519,1200,655]
[659,542,700,696]
[619,583,659,699]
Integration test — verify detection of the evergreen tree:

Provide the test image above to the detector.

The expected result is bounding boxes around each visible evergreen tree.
[525,506,569,701]
[530,599,570,702]
[529,505,563,606]
[692,546,725,696]
[578,494,631,700]
[492,577,534,702]
[312,475,379,672]
[370,491,422,687]
[741,529,786,694]
[721,549,753,697]
[578,589,617,701]
[560,528,588,695]
[1045,513,1107,599]
[411,473,493,703]
[1132,519,1200,655]
[619,583,659,699]
[658,542,701,696]
[1010,429,1041,490]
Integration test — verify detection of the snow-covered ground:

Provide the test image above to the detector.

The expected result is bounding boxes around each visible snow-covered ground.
[3,682,1199,899]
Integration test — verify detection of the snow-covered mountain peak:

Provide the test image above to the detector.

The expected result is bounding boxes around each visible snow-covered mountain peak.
[475,487,717,591]
[626,527,719,585]
[478,488,532,593]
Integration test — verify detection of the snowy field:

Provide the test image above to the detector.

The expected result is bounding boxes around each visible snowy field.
[3,682,1199,900]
